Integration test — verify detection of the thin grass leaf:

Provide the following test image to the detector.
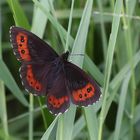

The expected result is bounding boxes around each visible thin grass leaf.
[0,7,9,139]
[0,60,28,106]
[41,116,58,140]
[113,73,131,140]
[123,1,137,138]
[98,0,123,139]
[84,107,99,140]
[72,116,85,139]
[134,104,140,124]
[65,0,75,52]
[7,0,30,29]
[32,0,74,47]
[110,51,140,90]
[126,0,137,15]
[97,0,108,60]
[104,50,140,122]
[48,0,66,48]
[29,94,33,140]
[31,0,51,37]
[84,54,104,86]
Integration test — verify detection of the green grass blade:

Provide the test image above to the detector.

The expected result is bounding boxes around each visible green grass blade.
[84,54,104,86]
[97,0,108,60]
[134,103,140,124]
[41,116,58,140]
[65,0,75,52]
[7,0,30,29]
[0,6,9,139]
[31,0,51,37]
[84,107,99,140]
[0,60,28,106]
[113,73,131,140]
[103,50,140,122]
[122,1,137,138]
[84,49,140,126]
[29,94,33,140]
[32,0,74,47]
[72,116,85,139]
[98,0,123,139]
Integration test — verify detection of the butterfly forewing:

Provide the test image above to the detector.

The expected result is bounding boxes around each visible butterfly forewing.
[10,26,59,96]
[10,26,58,62]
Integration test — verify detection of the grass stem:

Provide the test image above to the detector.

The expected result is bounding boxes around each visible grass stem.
[65,0,75,52]
[29,94,34,140]
[122,3,136,139]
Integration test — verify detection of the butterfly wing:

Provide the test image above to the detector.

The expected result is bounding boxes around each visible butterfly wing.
[19,62,52,96]
[65,62,101,106]
[10,26,59,96]
[9,26,58,62]
[46,70,70,115]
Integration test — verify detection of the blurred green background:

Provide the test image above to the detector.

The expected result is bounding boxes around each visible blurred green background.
[0,0,140,140]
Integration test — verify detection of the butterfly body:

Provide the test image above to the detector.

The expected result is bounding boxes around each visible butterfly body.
[10,26,101,115]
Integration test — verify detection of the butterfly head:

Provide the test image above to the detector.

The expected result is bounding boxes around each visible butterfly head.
[61,51,69,61]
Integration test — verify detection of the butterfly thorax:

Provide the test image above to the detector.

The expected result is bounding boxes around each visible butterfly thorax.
[60,51,69,61]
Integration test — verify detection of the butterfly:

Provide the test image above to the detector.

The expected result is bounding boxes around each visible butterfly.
[9,26,101,115]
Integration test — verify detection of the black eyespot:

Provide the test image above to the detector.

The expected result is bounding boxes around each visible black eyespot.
[21,50,25,54]
[21,39,24,42]
[84,93,87,97]
[19,44,22,47]
[79,94,82,98]
[87,87,92,93]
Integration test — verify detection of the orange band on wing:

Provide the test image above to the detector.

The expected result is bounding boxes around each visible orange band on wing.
[72,83,95,101]
[26,65,42,91]
[48,95,68,108]
[16,33,31,61]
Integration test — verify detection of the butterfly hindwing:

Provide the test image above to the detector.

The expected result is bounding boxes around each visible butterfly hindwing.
[10,26,58,62]
[20,63,50,95]
[65,62,101,106]
[46,70,70,115]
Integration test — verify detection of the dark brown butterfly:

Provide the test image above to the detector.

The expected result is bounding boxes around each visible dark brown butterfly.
[9,26,101,115]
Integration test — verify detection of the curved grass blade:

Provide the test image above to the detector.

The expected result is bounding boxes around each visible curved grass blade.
[7,0,30,29]
[98,0,123,139]
[31,0,51,38]
[41,116,58,140]
[0,7,9,138]
[0,60,28,106]
[113,73,131,140]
